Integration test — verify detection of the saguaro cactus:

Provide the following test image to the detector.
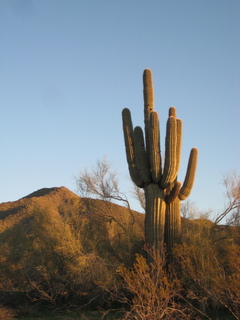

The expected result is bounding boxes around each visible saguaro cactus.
[122,69,198,255]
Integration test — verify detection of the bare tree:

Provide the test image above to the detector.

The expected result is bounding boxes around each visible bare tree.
[76,157,130,206]
[181,200,199,220]
[75,158,144,263]
[215,170,240,225]
[131,183,145,211]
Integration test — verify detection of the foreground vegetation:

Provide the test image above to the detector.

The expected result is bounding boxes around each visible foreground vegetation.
[0,308,123,320]
[0,164,239,319]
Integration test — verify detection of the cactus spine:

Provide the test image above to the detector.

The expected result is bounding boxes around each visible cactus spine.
[122,69,198,256]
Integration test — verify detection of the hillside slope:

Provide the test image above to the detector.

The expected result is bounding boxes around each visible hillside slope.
[0,187,77,233]
[0,186,144,234]
[0,187,145,303]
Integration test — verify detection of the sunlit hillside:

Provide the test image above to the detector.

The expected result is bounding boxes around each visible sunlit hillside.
[0,187,144,310]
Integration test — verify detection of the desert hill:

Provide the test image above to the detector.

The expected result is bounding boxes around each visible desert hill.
[0,187,78,232]
[0,187,145,271]
[0,187,144,307]
[0,186,145,234]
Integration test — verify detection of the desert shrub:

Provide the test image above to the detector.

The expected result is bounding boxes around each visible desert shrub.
[0,305,16,320]
[113,218,240,319]
[174,220,240,319]
[116,248,199,320]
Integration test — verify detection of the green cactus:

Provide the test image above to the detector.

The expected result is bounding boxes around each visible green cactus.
[122,69,198,256]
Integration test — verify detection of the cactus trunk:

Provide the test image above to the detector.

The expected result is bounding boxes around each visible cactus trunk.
[165,198,181,263]
[144,184,165,251]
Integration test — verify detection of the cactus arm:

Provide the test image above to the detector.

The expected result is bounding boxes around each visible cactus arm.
[122,108,144,187]
[175,119,182,174]
[178,147,198,200]
[143,69,154,112]
[134,126,151,184]
[166,181,182,204]
[161,116,177,188]
[149,111,162,183]
[143,69,154,155]
[169,106,176,117]
[168,107,182,175]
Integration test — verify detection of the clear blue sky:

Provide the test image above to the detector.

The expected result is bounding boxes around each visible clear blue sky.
[1,0,239,218]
